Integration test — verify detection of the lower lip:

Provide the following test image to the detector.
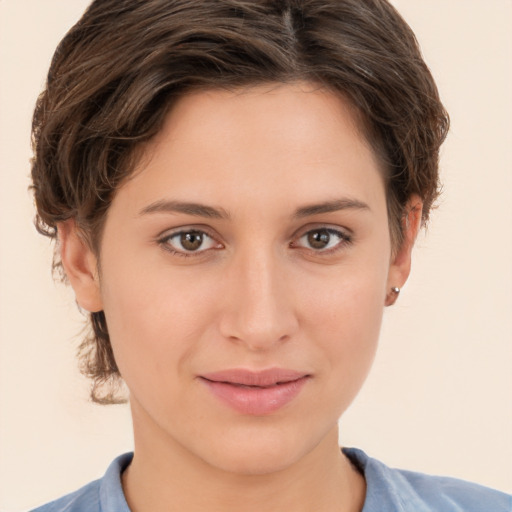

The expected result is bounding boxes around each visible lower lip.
[200,376,309,415]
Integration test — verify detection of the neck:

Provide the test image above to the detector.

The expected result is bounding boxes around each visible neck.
[122,404,365,512]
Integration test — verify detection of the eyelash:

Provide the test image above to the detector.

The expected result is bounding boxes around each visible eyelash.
[158,229,221,258]
[157,226,352,258]
[291,227,353,255]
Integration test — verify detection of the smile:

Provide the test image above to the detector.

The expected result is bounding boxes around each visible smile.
[199,368,310,415]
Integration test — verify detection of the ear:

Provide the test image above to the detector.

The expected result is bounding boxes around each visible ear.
[58,220,103,313]
[385,195,423,306]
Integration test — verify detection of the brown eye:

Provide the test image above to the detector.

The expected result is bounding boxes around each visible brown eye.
[162,229,219,255]
[295,227,350,252]
[180,231,203,251]
[307,229,331,249]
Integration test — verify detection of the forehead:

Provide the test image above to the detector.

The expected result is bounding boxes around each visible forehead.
[117,82,385,216]
[154,82,373,160]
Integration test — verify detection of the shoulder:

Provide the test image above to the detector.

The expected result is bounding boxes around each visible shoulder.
[343,447,512,512]
[398,469,512,511]
[29,479,101,512]
[30,453,133,512]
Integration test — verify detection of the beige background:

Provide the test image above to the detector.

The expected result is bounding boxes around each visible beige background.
[1,0,511,510]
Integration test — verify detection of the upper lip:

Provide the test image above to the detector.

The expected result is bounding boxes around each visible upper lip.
[200,368,309,387]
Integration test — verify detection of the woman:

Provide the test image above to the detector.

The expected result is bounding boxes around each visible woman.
[25,0,510,510]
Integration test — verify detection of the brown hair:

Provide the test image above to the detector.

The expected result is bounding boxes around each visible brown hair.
[31,0,449,403]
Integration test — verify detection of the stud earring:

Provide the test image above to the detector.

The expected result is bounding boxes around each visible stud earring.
[385,286,401,306]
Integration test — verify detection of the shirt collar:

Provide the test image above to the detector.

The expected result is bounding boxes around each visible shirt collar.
[343,447,431,512]
[99,452,133,512]
[100,449,432,512]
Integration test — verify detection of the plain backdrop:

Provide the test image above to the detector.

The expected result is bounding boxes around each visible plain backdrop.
[1,1,511,510]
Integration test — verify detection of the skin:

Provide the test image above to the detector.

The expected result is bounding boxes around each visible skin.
[59,82,422,512]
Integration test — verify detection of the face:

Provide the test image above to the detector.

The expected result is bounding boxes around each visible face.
[65,83,414,475]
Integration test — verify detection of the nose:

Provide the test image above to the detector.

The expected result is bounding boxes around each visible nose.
[218,248,299,351]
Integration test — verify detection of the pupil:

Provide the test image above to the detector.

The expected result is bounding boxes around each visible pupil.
[308,230,330,249]
[181,232,203,251]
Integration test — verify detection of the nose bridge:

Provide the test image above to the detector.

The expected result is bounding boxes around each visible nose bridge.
[219,243,297,349]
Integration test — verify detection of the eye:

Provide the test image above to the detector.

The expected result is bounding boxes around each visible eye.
[160,229,220,256]
[294,227,351,252]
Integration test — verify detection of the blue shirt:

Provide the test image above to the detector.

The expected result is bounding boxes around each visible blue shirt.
[31,448,511,511]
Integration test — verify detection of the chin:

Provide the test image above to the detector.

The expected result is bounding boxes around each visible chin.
[195,421,330,476]
[207,444,303,476]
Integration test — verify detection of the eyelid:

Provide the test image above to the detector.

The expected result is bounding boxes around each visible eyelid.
[155,223,218,239]
[155,223,353,258]
[157,225,223,256]
[291,222,353,240]
[290,224,353,253]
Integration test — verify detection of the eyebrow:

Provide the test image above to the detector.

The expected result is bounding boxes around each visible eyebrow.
[139,200,230,219]
[293,198,370,218]
[139,197,370,220]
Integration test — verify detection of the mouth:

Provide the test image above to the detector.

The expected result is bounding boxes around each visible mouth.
[199,368,310,415]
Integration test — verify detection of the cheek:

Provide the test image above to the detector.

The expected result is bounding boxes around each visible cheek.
[299,248,388,337]
[98,254,220,384]
[297,256,388,399]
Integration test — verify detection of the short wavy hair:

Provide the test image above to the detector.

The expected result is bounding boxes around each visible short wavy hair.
[31,0,449,404]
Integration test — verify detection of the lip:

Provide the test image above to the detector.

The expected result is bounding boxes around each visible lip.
[199,368,310,415]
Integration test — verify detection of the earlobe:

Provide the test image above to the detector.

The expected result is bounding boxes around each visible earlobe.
[58,220,103,313]
[385,195,423,306]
